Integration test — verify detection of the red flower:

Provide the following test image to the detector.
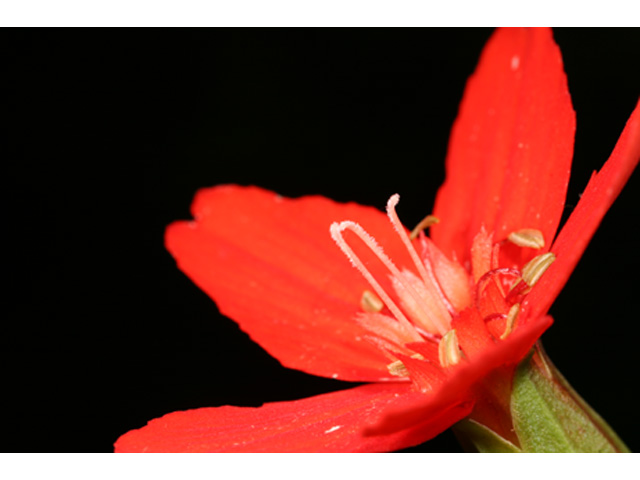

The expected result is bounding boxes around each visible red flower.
[115,28,640,452]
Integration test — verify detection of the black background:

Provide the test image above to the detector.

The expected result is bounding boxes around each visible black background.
[5,28,640,453]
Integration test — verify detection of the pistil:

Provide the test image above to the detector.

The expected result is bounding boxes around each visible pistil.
[330,221,420,336]
[330,194,454,336]
[386,195,451,332]
[331,200,559,388]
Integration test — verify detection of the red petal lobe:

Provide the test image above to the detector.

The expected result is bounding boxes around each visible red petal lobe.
[452,308,494,359]
[166,185,416,382]
[432,28,575,266]
[524,99,640,320]
[115,383,451,453]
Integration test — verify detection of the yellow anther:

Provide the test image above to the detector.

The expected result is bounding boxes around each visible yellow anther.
[438,330,462,368]
[360,290,384,313]
[387,353,425,377]
[521,252,556,287]
[507,229,545,249]
[387,360,409,377]
[409,214,440,240]
[500,303,521,340]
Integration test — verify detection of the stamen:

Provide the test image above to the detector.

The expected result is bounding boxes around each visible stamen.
[521,252,556,287]
[387,353,425,377]
[330,221,421,339]
[409,214,440,240]
[387,360,409,377]
[438,330,462,368]
[500,303,521,340]
[360,290,384,313]
[507,229,546,249]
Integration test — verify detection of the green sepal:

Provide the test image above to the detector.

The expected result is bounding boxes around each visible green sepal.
[510,343,630,453]
[453,419,521,453]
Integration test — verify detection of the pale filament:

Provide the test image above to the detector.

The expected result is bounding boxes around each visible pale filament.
[386,195,454,323]
[330,221,423,340]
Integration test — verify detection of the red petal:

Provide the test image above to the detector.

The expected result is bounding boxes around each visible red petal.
[114,383,459,452]
[394,352,446,392]
[406,339,440,365]
[524,99,640,320]
[451,308,494,359]
[166,185,417,382]
[432,28,575,266]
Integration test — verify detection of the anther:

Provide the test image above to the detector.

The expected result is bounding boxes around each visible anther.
[409,214,440,240]
[387,353,425,377]
[521,252,556,287]
[507,229,545,249]
[438,330,462,368]
[361,290,384,313]
[387,360,409,377]
[500,303,521,340]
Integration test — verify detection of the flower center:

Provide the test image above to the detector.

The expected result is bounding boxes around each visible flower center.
[330,195,453,339]
[330,194,555,379]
